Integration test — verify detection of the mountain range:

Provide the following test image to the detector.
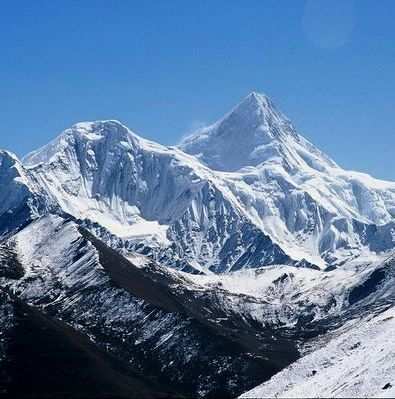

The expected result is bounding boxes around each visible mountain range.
[0,92,394,398]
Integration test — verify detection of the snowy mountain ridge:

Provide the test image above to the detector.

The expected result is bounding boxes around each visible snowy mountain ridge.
[17,92,395,270]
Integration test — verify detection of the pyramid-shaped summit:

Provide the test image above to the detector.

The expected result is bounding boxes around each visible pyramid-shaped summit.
[179,91,336,172]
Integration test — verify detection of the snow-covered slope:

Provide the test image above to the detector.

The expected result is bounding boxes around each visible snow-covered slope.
[236,251,395,398]
[240,305,395,398]
[180,92,395,267]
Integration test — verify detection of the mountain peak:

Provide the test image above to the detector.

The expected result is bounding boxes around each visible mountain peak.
[23,120,141,168]
[179,93,299,171]
[68,120,136,142]
[243,91,271,105]
[228,91,279,120]
[179,92,337,172]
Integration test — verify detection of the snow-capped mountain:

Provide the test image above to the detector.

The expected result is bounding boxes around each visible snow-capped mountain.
[20,93,395,270]
[1,91,395,398]
[180,92,395,267]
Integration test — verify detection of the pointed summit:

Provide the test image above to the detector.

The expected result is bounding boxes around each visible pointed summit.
[239,91,273,108]
[220,91,290,135]
[179,92,338,172]
[179,92,328,172]
[226,91,279,118]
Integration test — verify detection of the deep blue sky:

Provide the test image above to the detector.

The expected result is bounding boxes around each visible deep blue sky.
[1,0,394,179]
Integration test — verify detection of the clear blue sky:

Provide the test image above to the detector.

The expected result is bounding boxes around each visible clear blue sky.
[1,0,394,179]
